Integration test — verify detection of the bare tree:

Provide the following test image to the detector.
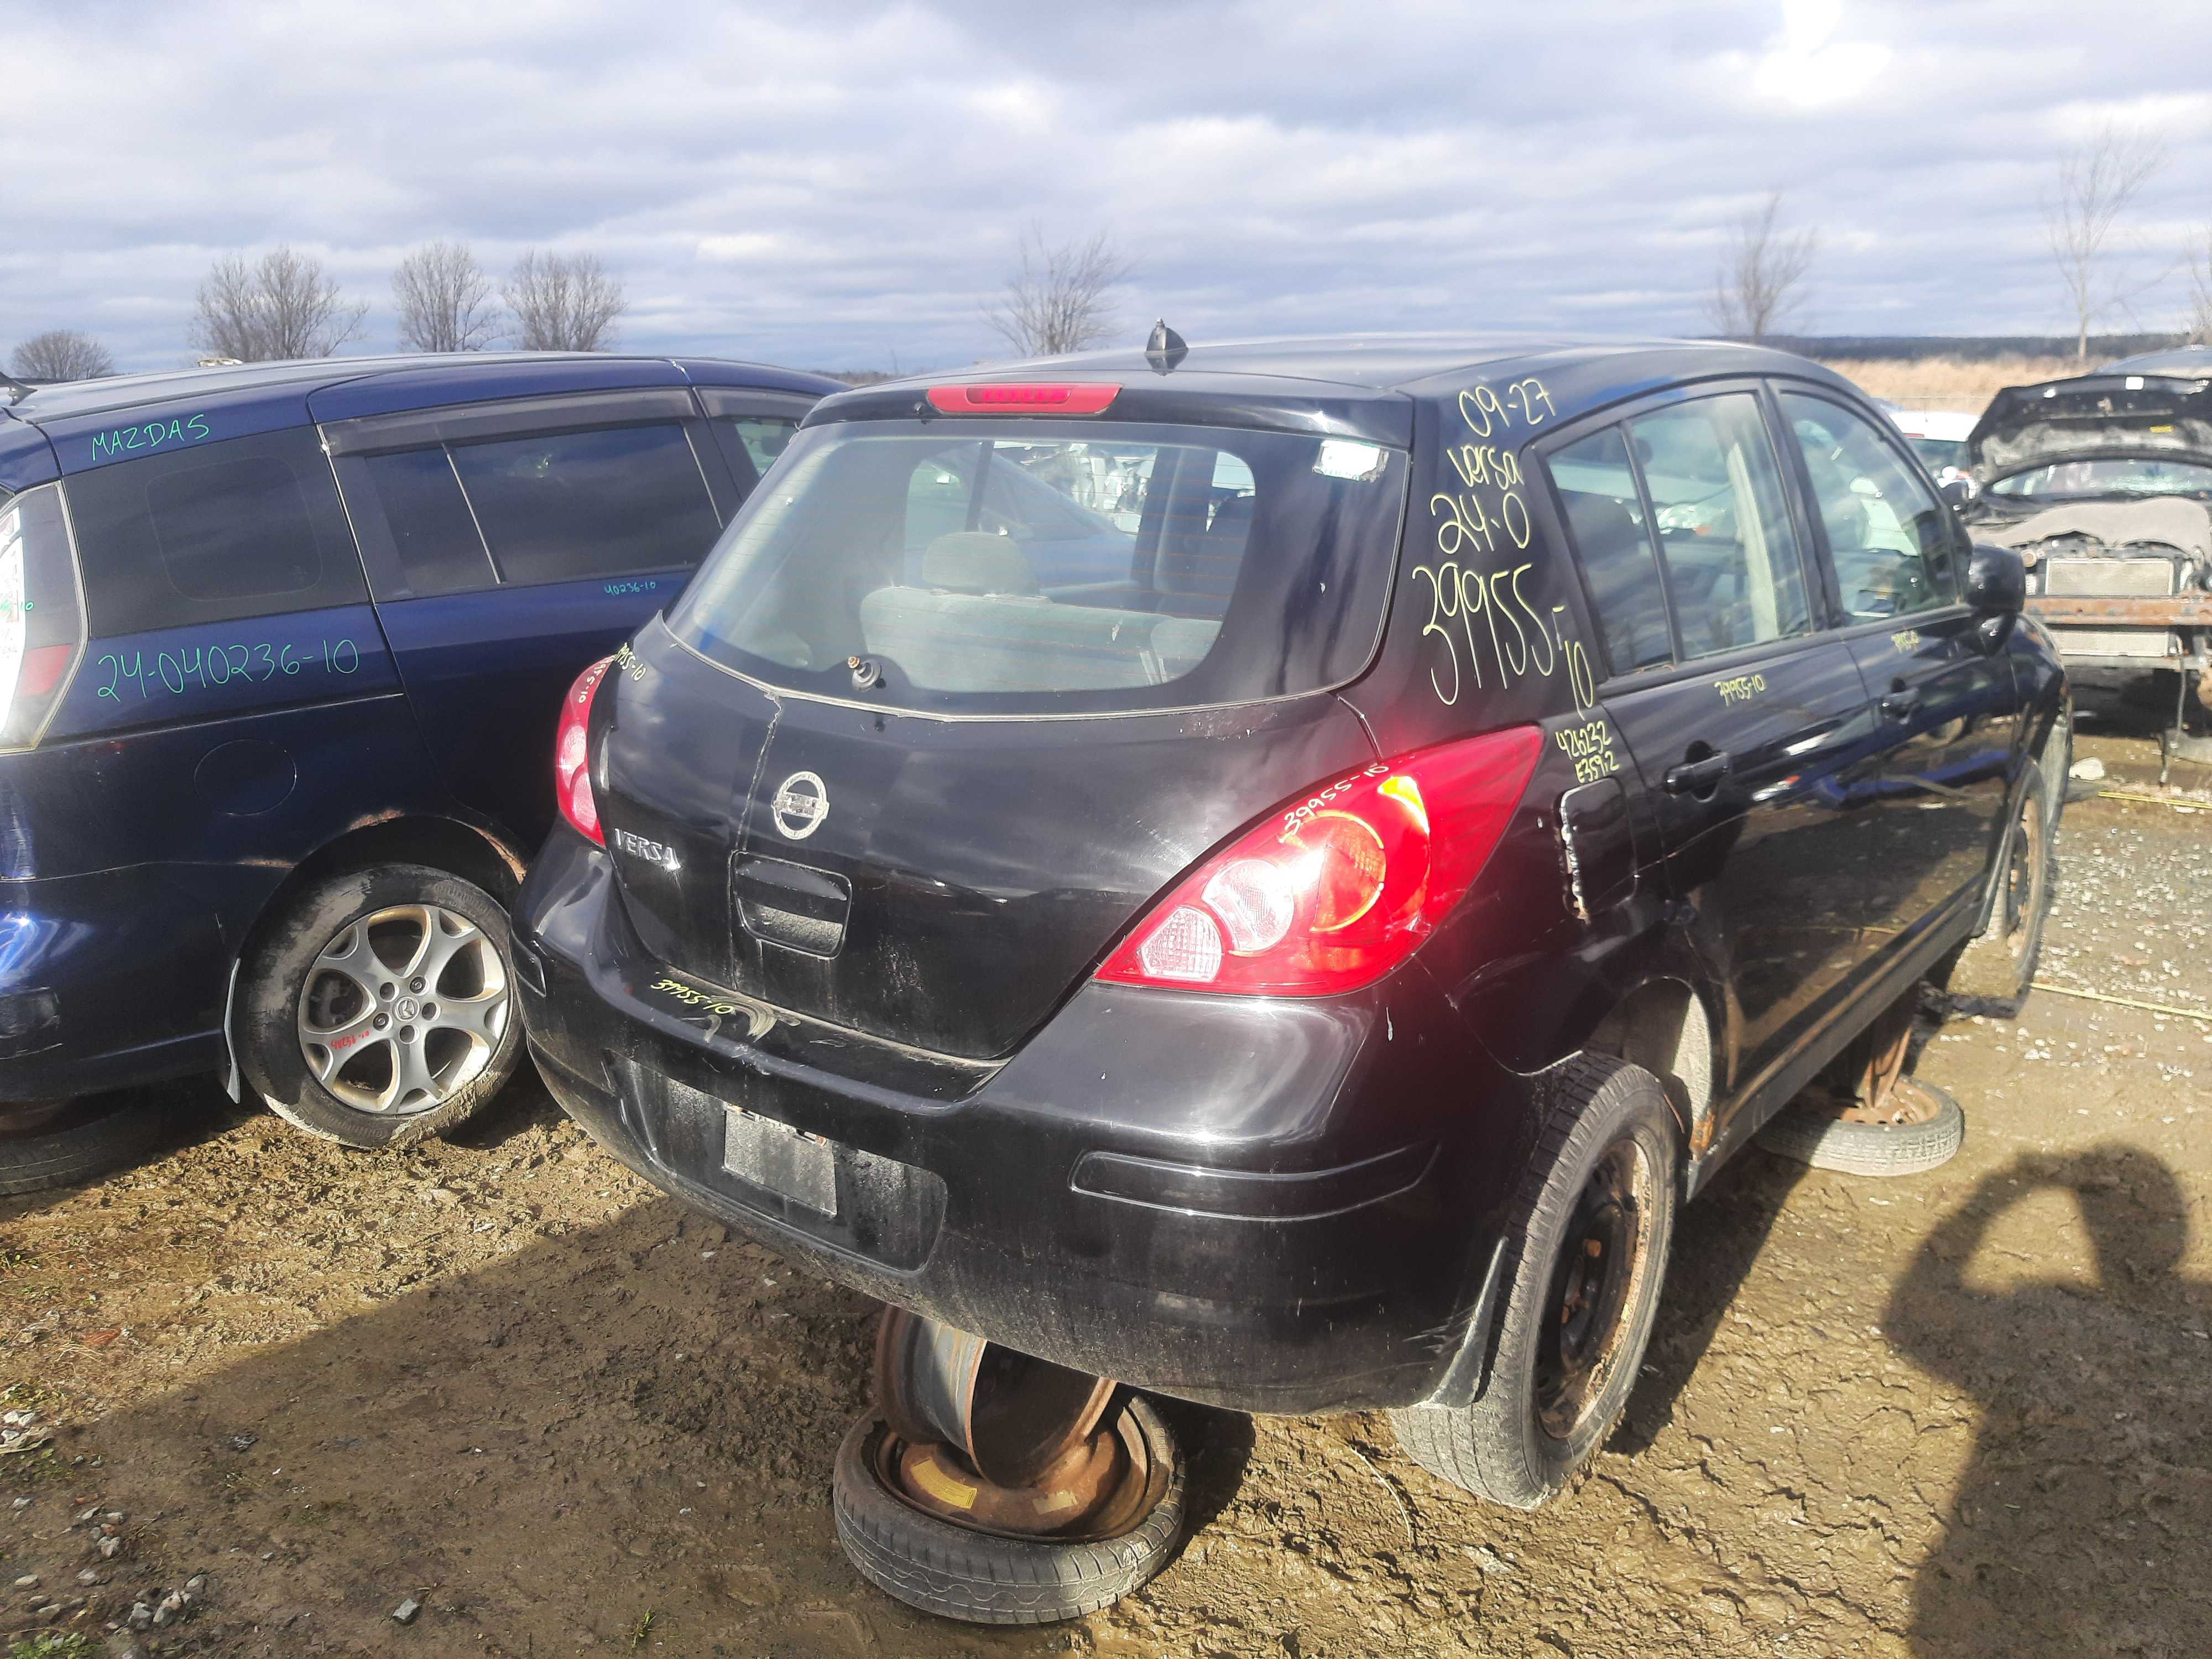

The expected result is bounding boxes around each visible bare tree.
[392,241,500,352]
[2046,123,2167,361]
[1707,192,1818,341]
[2185,226,2212,346]
[191,247,368,362]
[502,251,625,352]
[983,226,1137,358]
[9,329,115,381]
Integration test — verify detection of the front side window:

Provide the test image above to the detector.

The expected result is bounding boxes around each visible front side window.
[1546,426,1673,675]
[447,422,721,587]
[670,419,1406,716]
[1783,393,1957,620]
[66,427,367,635]
[1627,393,1812,660]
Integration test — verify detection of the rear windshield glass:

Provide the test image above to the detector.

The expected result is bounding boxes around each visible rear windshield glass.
[667,419,1408,715]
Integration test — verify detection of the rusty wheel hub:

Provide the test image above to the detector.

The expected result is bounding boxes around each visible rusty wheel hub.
[870,1307,1159,1540]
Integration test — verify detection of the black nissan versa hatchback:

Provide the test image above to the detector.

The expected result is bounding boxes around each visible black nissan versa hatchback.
[514,334,2065,1623]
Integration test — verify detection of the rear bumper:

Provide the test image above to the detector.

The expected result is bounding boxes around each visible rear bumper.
[514,829,1527,1415]
[0,869,227,1102]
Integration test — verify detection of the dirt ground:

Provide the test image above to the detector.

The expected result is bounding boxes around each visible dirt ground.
[5,680,2212,1659]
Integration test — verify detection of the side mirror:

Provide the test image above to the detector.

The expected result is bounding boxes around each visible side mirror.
[1939,477,1974,514]
[1965,541,2025,651]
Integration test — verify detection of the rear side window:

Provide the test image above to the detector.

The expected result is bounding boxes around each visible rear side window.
[1782,393,1958,619]
[670,419,1406,716]
[1546,427,1673,675]
[448,423,720,587]
[1628,394,1811,661]
[67,427,367,635]
[723,416,799,481]
[359,447,494,596]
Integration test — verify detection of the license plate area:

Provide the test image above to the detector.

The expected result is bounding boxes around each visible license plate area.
[722,1104,837,1215]
[615,1058,949,1271]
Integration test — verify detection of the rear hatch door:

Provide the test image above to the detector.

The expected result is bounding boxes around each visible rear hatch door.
[594,392,1413,1059]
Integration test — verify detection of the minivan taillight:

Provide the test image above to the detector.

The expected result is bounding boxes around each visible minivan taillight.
[0,486,87,753]
[555,657,614,844]
[1095,726,1543,997]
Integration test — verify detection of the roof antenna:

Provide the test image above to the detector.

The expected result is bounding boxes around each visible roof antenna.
[0,373,34,405]
[1144,320,1188,376]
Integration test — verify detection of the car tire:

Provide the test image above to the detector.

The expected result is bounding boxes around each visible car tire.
[1945,759,2053,1018]
[1388,1056,1678,1510]
[832,1395,1187,1626]
[237,863,522,1150]
[0,1093,168,1196]
[1754,1077,1964,1176]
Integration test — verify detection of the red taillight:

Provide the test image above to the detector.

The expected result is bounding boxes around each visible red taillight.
[1095,726,1543,997]
[18,644,71,699]
[555,656,614,845]
[925,383,1120,415]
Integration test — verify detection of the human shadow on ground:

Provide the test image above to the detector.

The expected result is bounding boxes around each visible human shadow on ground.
[1891,1142,2212,1658]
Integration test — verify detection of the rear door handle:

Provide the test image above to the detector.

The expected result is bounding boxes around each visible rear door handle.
[1663,752,1731,794]
[1880,692,1921,722]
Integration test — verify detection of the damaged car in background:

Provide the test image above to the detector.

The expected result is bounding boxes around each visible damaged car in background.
[1962,369,2212,752]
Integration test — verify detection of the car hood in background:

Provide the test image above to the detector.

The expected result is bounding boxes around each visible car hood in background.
[1968,373,2212,486]
[1976,497,2212,562]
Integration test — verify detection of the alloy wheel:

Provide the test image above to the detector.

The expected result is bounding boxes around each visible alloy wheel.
[295,904,509,1116]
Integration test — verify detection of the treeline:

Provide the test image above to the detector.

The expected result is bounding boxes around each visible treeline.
[8,241,626,382]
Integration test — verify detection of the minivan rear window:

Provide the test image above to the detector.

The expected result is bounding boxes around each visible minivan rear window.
[667,419,1408,716]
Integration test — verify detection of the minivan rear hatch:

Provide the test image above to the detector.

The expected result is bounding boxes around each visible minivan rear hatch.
[592,392,1412,1059]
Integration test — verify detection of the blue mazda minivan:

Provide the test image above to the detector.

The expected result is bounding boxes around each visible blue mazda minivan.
[0,351,839,1187]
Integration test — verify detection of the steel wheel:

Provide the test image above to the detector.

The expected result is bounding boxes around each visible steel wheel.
[295,903,510,1116]
[1534,1134,1658,1442]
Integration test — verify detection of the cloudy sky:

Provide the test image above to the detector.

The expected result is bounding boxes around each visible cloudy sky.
[6,0,2211,374]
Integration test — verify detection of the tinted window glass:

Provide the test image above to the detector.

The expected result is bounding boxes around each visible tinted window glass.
[448,423,720,587]
[361,447,494,597]
[1627,394,1811,660]
[670,420,1405,716]
[1783,393,1956,619]
[67,427,367,636]
[1546,425,1673,675]
[727,416,799,478]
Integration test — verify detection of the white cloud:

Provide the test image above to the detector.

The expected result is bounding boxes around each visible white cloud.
[3,0,2210,374]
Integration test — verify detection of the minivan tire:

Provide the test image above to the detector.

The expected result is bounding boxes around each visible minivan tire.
[238,864,522,1150]
[1944,759,2053,1019]
[0,1093,168,1196]
[832,1395,1186,1626]
[1389,1056,1678,1510]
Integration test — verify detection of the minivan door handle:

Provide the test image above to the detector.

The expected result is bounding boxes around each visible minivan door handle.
[1663,752,1731,794]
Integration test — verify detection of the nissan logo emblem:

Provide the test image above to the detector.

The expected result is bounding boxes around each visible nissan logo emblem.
[771,770,829,840]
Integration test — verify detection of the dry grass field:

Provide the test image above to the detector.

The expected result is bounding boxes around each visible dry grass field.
[1814,354,2084,416]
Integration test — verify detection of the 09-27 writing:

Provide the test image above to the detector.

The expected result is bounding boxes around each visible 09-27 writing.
[96,636,362,702]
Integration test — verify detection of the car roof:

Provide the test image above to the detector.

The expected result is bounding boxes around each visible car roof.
[834,332,1867,439]
[2101,345,2212,377]
[6,351,843,426]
